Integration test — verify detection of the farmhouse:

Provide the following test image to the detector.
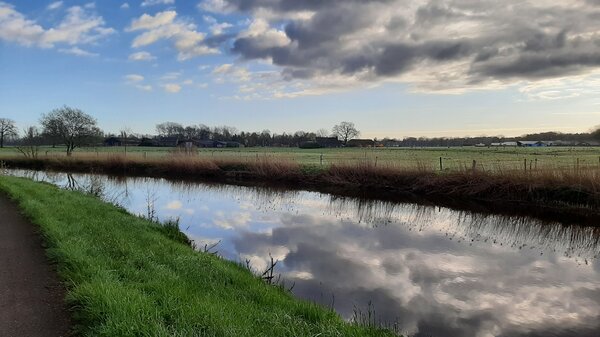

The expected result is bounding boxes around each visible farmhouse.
[157,137,179,147]
[517,141,546,147]
[315,137,342,148]
[346,139,375,147]
[103,137,141,147]
[490,142,518,147]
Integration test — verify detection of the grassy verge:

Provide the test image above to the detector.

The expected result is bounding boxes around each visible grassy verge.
[0,176,395,336]
[2,155,600,212]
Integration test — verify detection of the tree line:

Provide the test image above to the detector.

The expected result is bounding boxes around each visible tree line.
[1,106,599,156]
[0,106,362,153]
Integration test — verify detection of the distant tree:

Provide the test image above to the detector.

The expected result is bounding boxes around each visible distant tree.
[16,126,41,158]
[332,121,360,145]
[0,118,17,148]
[119,127,132,139]
[315,128,330,137]
[156,122,184,137]
[40,106,102,156]
[197,124,211,140]
[592,126,600,141]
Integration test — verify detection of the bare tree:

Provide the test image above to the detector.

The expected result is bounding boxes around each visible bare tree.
[0,118,17,148]
[40,106,102,156]
[16,126,41,158]
[332,121,360,145]
[156,122,184,137]
[315,128,330,138]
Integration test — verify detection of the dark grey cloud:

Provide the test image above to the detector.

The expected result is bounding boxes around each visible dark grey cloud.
[203,0,600,91]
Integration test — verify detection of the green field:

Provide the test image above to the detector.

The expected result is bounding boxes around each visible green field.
[0,176,395,336]
[1,146,599,171]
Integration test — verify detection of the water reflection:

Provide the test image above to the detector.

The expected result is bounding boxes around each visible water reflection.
[8,169,600,337]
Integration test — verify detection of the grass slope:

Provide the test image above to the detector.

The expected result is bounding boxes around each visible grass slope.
[0,176,395,337]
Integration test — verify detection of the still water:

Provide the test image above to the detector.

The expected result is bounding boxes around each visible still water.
[8,170,600,337]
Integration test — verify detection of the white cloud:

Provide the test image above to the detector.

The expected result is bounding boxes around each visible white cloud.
[124,74,144,83]
[160,71,181,80]
[127,10,218,60]
[58,46,98,57]
[120,3,130,9]
[135,84,153,91]
[128,11,176,31]
[42,6,115,46]
[203,15,233,35]
[198,0,235,14]
[128,51,155,61]
[0,2,46,47]
[163,83,182,93]
[124,74,153,91]
[47,1,63,10]
[141,0,175,7]
[0,2,114,49]
[212,63,252,84]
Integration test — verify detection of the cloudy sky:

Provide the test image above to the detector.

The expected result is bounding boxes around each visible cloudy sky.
[1,0,600,138]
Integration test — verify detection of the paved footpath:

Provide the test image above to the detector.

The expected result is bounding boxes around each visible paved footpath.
[0,193,72,337]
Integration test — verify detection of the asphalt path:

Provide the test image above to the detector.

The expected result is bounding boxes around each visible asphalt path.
[0,193,71,337]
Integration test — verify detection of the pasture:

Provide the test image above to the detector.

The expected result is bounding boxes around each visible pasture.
[1,146,599,172]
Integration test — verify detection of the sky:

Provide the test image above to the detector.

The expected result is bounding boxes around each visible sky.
[1,0,600,138]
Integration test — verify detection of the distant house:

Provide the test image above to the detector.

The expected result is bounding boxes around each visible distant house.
[491,142,518,147]
[518,141,545,147]
[553,140,577,146]
[576,141,600,147]
[139,137,160,147]
[157,137,179,147]
[474,143,486,147]
[104,136,122,147]
[104,137,141,147]
[225,141,243,148]
[194,140,242,148]
[315,137,342,148]
[346,139,375,147]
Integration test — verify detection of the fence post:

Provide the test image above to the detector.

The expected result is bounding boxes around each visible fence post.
[439,157,443,171]
[375,156,378,168]
[524,158,527,172]
[320,153,323,166]
[472,160,477,172]
[535,158,537,170]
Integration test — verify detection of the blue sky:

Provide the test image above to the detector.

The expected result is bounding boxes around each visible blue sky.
[1,0,599,138]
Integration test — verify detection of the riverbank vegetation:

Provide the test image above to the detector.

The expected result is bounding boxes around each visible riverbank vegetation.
[0,176,395,336]
[2,153,599,213]
[1,145,600,170]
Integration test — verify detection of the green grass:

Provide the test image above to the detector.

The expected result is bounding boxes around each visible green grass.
[0,176,395,337]
[1,145,599,171]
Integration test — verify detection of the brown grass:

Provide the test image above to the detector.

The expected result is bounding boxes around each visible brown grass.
[2,154,599,211]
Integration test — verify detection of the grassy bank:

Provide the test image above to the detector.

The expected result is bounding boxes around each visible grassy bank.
[0,176,395,336]
[2,155,600,212]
